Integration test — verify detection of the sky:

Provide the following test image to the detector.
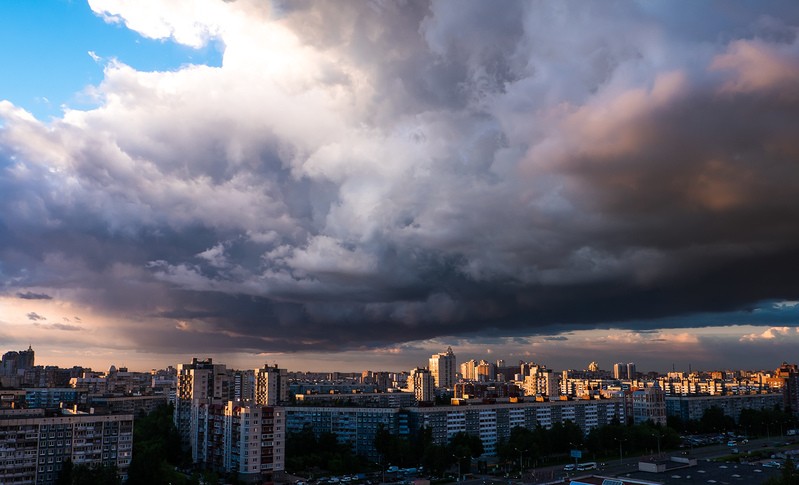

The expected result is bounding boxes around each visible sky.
[1,0,799,374]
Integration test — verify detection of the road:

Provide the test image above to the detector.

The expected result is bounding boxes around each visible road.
[463,436,796,484]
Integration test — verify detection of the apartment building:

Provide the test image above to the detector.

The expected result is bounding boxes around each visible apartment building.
[285,398,625,460]
[429,347,456,389]
[294,392,416,408]
[626,386,667,426]
[284,406,406,462]
[665,393,786,423]
[0,412,133,485]
[174,358,233,461]
[199,402,285,483]
[409,368,435,404]
[254,365,288,406]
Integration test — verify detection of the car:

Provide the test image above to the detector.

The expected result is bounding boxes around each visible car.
[563,464,575,471]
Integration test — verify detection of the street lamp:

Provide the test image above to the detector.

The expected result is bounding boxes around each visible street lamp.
[453,454,465,482]
[514,447,527,477]
[613,438,625,466]
[569,442,580,471]
[651,432,662,457]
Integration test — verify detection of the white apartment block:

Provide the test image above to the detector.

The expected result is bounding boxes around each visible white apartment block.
[200,402,285,483]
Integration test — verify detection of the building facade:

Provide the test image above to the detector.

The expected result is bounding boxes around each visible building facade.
[285,406,404,462]
[200,402,285,483]
[409,368,435,404]
[776,362,799,417]
[293,392,416,408]
[285,398,625,460]
[174,358,233,461]
[0,412,133,485]
[627,386,666,426]
[254,365,288,406]
[665,393,786,423]
[407,399,625,456]
[429,347,456,389]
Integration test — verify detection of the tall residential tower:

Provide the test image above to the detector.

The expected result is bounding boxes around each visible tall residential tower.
[429,346,456,389]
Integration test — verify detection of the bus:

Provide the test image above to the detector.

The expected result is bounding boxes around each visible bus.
[577,462,597,471]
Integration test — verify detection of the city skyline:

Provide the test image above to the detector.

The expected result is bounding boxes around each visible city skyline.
[2,1,799,373]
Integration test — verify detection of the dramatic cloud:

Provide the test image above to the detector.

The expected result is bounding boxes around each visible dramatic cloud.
[2,1,799,365]
[33,322,83,332]
[17,291,52,300]
[740,326,799,342]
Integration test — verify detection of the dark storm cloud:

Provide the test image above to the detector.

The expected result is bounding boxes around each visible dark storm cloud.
[2,1,799,356]
[17,291,52,300]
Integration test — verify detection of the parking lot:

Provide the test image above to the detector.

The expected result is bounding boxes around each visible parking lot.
[618,458,786,484]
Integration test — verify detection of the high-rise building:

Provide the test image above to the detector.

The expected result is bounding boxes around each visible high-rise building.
[174,358,233,462]
[475,360,496,382]
[410,367,435,403]
[234,369,255,402]
[1,345,34,379]
[254,364,288,406]
[776,362,799,416]
[627,385,666,426]
[522,364,558,398]
[200,402,285,482]
[588,361,599,372]
[429,347,456,389]
[613,362,626,380]
[460,359,477,381]
[627,363,637,380]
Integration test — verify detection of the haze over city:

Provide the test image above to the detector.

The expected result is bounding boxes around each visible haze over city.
[2,1,799,373]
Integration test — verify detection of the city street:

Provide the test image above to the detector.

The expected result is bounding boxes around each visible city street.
[457,437,797,485]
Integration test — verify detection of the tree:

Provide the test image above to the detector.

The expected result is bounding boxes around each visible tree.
[449,431,483,459]
[126,403,188,485]
[68,463,121,485]
[447,431,483,476]
[421,443,452,476]
[287,427,368,475]
[547,421,583,453]
[55,458,73,485]
[699,406,734,433]
[498,426,540,464]
[763,456,799,485]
